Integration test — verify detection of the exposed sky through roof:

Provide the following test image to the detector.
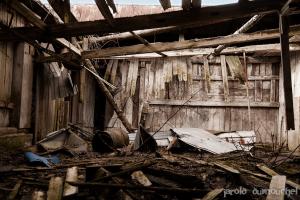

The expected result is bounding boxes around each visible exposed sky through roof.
[41,0,238,6]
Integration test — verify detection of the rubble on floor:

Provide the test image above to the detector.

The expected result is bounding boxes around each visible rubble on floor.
[0,127,299,200]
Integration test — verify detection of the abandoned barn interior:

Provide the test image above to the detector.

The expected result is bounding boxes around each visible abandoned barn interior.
[1,0,300,199]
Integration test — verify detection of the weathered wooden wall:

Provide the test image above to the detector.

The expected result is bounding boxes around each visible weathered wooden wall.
[34,62,95,141]
[0,3,32,129]
[105,56,280,143]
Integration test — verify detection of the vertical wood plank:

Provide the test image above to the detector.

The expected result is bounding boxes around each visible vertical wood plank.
[221,55,229,102]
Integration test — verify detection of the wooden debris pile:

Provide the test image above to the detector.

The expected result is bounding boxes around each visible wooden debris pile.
[0,146,300,200]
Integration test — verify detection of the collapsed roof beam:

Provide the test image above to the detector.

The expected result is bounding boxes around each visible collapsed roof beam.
[6,0,46,29]
[129,31,168,57]
[48,0,77,22]
[95,0,115,26]
[0,0,286,41]
[39,25,300,61]
[81,25,300,59]
[207,14,266,59]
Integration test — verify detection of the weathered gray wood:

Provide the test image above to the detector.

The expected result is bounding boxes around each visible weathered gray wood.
[82,26,300,59]
[257,164,300,190]
[63,167,78,197]
[220,55,229,101]
[149,99,279,107]
[266,175,286,200]
[6,0,46,29]
[208,14,265,59]
[47,177,63,200]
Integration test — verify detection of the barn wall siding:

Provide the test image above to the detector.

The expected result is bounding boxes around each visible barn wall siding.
[105,56,280,143]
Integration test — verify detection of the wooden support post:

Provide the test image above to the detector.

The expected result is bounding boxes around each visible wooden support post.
[280,14,295,130]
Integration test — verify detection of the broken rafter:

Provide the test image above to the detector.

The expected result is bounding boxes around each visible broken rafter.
[159,0,171,10]
[207,14,266,59]
[0,0,285,41]
[129,31,167,57]
[48,0,77,23]
[95,0,114,26]
[6,0,46,29]
[81,25,300,59]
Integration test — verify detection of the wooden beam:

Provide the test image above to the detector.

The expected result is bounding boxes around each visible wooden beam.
[6,0,46,29]
[39,43,300,62]
[129,31,167,57]
[88,26,177,43]
[208,14,265,59]
[48,0,77,23]
[106,0,117,13]
[56,38,81,56]
[82,25,300,59]
[0,0,285,41]
[20,0,59,24]
[62,0,71,23]
[148,100,280,108]
[159,0,171,10]
[95,0,114,26]
[280,15,295,130]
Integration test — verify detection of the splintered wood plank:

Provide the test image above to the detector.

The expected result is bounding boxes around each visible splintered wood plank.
[104,60,114,80]
[266,175,286,200]
[63,167,78,197]
[225,56,246,83]
[221,55,229,101]
[257,164,300,191]
[230,108,242,131]
[172,58,178,77]
[139,62,146,124]
[187,58,193,97]
[131,171,152,186]
[182,57,188,82]
[110,59,118,85]
[149,61,155,98]
[203,57,210,93]
[131,59,139,96]
[47,177,63,200]
[126,60,134,93]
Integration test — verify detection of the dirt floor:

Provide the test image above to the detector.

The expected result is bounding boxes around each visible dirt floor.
[0,145,300,200]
